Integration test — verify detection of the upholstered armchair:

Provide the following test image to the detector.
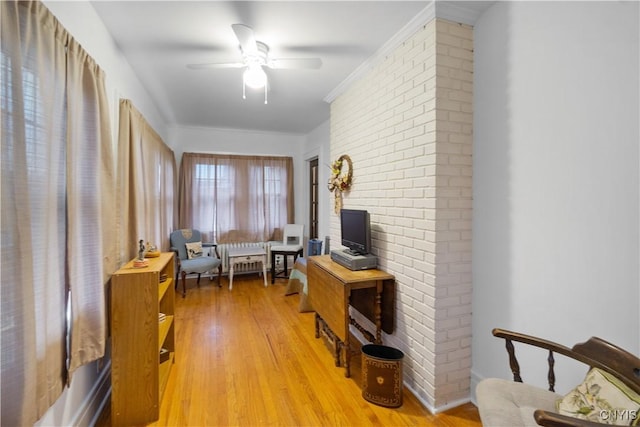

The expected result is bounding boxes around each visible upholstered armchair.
[169,229,222,297]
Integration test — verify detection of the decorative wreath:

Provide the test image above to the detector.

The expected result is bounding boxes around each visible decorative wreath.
[328,154,353,213]
[327,154,353,193]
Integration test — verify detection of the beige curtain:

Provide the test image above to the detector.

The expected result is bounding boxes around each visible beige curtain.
[179,153,294,243]
[65,37,115,376]
[118,99,177,261]
[1,1,114,423]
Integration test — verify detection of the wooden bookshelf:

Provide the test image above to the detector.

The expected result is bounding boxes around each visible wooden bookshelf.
[110,252,175,426]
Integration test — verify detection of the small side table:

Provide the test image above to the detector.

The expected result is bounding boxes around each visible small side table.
[227,247,268,290]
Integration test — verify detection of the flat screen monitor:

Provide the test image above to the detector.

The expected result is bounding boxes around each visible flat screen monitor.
[340,209,371,255]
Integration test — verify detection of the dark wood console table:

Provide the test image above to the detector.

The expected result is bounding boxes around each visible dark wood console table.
[307,255,395,377]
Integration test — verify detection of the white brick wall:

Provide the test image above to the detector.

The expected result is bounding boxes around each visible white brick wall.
[329,19,473,410]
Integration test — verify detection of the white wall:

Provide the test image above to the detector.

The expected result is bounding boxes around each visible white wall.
[37,2,170,426]
[472,0,639,397]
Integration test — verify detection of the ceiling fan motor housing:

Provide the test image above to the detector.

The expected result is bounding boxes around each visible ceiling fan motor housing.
[241,40,269,67]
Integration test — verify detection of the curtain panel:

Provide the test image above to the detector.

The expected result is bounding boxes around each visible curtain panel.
[65,36,116,379]
[179,153,294,244]
[117,99,178,262]
[1,1,115,423]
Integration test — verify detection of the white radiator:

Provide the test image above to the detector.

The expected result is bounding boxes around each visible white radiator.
[216,242,273,274]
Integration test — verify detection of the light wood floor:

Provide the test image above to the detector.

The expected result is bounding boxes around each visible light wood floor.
[98,274,481,426]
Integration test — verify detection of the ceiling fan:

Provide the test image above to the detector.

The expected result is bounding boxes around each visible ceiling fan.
[187,24,322,104]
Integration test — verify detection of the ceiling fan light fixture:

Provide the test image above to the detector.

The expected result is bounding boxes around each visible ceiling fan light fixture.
[243,64,267,89]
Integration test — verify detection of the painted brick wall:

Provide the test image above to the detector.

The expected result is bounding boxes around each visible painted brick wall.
[329,19,473,410]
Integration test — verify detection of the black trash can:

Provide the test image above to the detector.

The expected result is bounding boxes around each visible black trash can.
[361,344,404,408]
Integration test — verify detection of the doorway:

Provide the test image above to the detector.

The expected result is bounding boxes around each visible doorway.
[309,157,318,239]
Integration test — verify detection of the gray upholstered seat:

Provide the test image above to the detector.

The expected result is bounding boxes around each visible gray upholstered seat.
[170,229,222,297]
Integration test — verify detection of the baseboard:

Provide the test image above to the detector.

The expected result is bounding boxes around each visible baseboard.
[469,368,484,406]
[403,382,471,414]
[76,360,111,427]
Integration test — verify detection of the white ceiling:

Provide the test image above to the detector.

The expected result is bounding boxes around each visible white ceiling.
[91,1,493,134]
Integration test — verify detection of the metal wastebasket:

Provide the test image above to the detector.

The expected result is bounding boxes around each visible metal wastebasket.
[361,344,404,408]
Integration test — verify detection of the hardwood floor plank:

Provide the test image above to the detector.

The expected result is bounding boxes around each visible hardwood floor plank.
[97,274,481,426]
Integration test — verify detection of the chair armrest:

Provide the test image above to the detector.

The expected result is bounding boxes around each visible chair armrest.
[202,242,221,259]
[169,246,182,266]
[534,409,606,427]
[493,328,640,394]
[492,328,576,390]
[493,328,573,357]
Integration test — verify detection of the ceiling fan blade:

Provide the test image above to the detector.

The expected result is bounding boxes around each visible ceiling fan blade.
[187,62,245,70]
[231,23,258,55]
[268,58,322,70]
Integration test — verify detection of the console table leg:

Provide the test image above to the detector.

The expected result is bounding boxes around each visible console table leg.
[343,342,351,377]
[375,281,383,344]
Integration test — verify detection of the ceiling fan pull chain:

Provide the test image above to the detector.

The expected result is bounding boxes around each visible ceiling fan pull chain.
[243,81,246,100]
[264,86,268,105]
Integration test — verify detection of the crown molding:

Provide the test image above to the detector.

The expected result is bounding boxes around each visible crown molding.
[324,1,489,104]
[436,1,489,26]
[323,2,436,103]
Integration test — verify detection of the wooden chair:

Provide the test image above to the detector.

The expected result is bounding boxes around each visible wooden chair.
[477,328,640,427]
[169,229,222,297]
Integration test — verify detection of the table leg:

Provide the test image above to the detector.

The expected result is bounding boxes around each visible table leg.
[229,261,235,290]
[343,341,350,377]
[261,255,267,287]
[375,281,383,344]
[283,254,288,277]
[271,251,276,284]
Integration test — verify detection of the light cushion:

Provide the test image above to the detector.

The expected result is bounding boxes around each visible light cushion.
[477,378,560,427]
[284,258,313,313]
[185,241,203,259]
[271,244,303,253]
[556,368,640,425]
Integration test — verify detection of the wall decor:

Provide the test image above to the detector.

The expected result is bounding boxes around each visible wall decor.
[328,154,353,213]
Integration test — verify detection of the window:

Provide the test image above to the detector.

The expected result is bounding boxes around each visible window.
[179,153,294,243]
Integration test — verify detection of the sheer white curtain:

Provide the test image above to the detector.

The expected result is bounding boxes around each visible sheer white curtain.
[178,153,294,243]
[118,99,177,261]
[1,1,114,423]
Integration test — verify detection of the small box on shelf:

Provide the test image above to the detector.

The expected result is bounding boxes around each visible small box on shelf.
[159,348,170,363]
